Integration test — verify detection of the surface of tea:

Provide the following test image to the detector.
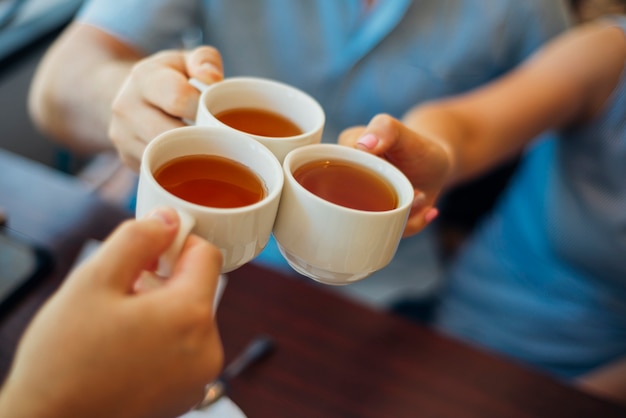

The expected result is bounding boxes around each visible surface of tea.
[293,159,397,211]
[215,107,302,137]
[154,154,265,208]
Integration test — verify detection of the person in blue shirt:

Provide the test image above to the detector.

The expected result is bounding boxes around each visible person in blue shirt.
[28,0,571,277]
[339,15,626,405]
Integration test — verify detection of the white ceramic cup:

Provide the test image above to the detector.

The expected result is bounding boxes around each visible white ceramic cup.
[273,144,414,285]
[136,126,284,275]
[191,77,325,163]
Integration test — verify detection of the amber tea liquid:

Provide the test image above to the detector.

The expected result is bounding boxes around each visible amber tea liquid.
[153,154,265,208]
[293,159,397,211]
[215,107,302,137]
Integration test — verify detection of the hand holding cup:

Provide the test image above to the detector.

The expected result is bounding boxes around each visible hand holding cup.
[190,76,325,162]
[273,144,414,285]
[136,126,283,275]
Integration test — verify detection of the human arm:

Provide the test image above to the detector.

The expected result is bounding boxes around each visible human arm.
[339,20,626,236]
[0,207,224,418]
[576,356,626,405]
[28,23,223,171]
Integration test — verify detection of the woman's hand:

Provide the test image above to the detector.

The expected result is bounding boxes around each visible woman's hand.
[339,114,453,237]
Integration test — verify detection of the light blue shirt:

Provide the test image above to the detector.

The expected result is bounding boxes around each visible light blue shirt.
[435,16,626,380]
[76,1,571,283]
[78,0,570,145]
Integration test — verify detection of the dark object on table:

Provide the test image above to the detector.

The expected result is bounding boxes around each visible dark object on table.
[0,225,53,313]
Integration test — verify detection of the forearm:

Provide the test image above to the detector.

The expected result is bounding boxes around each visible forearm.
[401,102,513,190]
[28,24,140,155]
[402,21,626,192]
[576,356,626,406]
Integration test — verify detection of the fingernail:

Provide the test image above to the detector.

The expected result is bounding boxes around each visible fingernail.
[199,63,222,80]
[412,192,426,209]
[424,208,439,224]
[146,207,177,226]
[199,62,217,73]
[357,133,379,150]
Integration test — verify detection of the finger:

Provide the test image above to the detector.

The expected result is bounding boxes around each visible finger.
[337,126,367,147]
[131,103,187,137]
[185,46,223,84]
[133,271,166,294]
[108,123,147,172]
[403,206,439,237]
[166,235,223,305]
[111,100,187,145]
[86,208,180,292]
[137,65,202,121]
[354,114,404,155]
[125,50,202,121]
[354,113,441,172]
[116,143,143,173]
[356,114,451,194]
[198,325,224,385]
[109,105,185,171]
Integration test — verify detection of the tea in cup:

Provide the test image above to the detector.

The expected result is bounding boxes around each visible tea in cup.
[136,125,284,275]
[273,144,414,285]
[191,77,325,163]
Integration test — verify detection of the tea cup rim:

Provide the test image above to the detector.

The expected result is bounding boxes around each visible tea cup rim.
[141,125,284,214]
[199,76,326,142]
[282,143,413,215]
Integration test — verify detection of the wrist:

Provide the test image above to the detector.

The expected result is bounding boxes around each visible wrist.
[0,377,69,418]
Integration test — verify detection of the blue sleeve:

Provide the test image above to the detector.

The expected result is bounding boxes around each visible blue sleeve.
[76,0,201,54]
[496,0,573,72]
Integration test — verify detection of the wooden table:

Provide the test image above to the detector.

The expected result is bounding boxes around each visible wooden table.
[1,148,624,418]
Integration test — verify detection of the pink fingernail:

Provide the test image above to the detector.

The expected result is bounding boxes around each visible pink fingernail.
[424,208,439,224]
[199,63,222,80]
[357,133,379,150]
[147,207,177,226]
[199,62,217,73]
[412,192,426,209]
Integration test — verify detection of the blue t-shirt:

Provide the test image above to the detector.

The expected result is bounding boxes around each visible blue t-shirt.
[77,0,570,273]
[435,17,626,380]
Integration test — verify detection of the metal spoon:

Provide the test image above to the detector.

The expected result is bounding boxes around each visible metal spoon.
[194,335,274,410]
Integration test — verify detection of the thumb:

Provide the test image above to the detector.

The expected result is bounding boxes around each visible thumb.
[355,113,452,191]
[84,207,181,292]
[352,114,449,235]
[353,114,410,160]
[185,46,224,84]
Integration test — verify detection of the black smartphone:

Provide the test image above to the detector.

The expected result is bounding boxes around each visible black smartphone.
[0,227,54,309]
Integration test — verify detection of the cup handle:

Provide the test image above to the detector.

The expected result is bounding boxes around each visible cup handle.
[139,209,226,314]
[214,274,228,314]
[184,78,212,126]
[156,209,196,277]
[189,77,210,92]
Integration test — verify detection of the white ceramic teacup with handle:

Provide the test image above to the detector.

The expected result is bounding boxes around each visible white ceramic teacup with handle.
[190,77,325,163]
[273,144,414,285]
[136,125,284,276]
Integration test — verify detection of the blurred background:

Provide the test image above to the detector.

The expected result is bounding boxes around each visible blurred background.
[2,0,624,311]
[4,0,624,178]
[0,0,84,172]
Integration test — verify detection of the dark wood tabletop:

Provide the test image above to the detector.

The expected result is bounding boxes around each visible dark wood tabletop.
[1,148,624,418]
